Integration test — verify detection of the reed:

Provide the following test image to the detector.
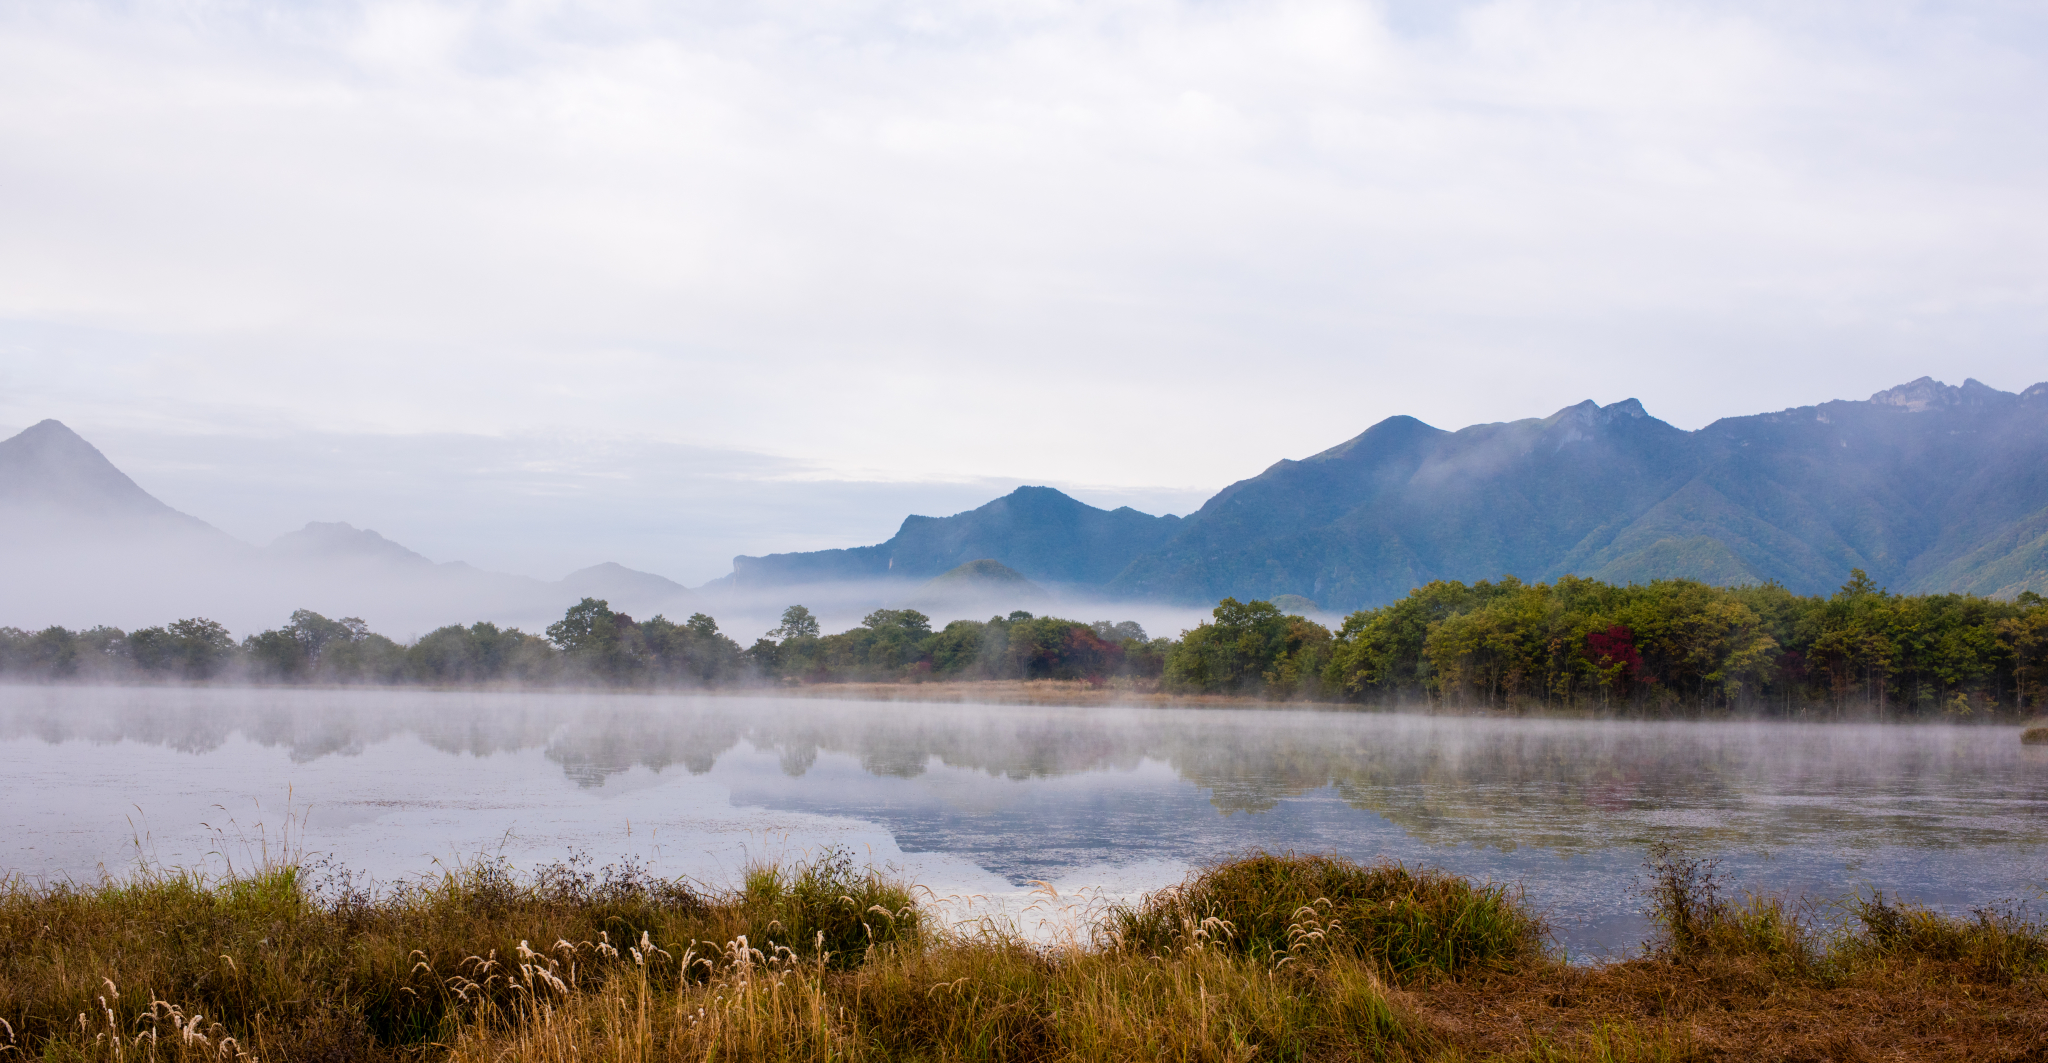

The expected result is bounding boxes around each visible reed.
[1108,852,1544,979]
[1,850,2041,1062]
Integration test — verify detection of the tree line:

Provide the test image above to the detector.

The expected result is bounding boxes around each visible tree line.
[2,571,2043,715]
[0,601,1166,688]
[745,606,1170,683]
[1166,571,2048,715]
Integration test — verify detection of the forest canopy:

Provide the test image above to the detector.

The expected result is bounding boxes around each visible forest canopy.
[2,571,2043,716]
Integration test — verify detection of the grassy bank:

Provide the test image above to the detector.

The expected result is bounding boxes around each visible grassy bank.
[2,851,2042,1062]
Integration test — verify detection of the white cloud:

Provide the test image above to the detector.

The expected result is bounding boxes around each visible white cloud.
[3,0,2046,567]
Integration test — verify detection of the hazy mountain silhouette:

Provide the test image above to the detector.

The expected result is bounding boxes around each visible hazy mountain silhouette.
[718,485,1181,591]
[558,562,698,615]
[267,521,437,566]
[899,559,1049,615]
[0,419,237,545]
[13,372,2047,635]
[0,421,698,633]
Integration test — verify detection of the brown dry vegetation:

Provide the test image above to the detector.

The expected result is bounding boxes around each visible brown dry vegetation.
[1,850,2041,1062]
[760,678,1351,710]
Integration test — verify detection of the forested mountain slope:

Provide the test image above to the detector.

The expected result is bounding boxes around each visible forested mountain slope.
[721,485,1182,591]
[1108,377,2048,608]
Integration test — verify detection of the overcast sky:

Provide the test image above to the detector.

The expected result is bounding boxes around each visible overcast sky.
[4,0,2045,584]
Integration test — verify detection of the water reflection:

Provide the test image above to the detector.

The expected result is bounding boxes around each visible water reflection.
[2,685,2042,954]
[5,687,2034,853]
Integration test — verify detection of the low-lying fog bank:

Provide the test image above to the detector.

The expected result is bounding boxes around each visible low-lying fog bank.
[5,685,2043,959]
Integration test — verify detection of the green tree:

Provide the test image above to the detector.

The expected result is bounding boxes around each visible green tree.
[1167,598,1319,694]
[772,605,821,640]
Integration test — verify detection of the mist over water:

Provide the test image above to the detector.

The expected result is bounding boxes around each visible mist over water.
[3,685,2042,955]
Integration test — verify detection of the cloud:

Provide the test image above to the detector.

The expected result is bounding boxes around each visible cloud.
[2,0,2045,547]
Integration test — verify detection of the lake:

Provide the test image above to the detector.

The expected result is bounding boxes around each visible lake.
[2,684,2043,956]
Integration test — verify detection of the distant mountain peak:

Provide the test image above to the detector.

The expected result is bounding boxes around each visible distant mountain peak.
[903,559,1048,614]
[1546,398,1651,428]
[1867,376,2014,412]
[727,484,1182,590]
[927,558,1036,586]
[1,418,169,510]
[554,563,698,618]
[267,521,434,566]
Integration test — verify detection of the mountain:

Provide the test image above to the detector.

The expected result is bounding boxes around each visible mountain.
[0,421,698,634]
[267,521,436,567]
[900,559,1049,615]
[705,377,2048,611]
[1107,377,2048,607]
[722,485,1182,591]
[0,419,238,546]
[557,562,700,619]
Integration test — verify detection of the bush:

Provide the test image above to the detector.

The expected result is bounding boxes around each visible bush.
[1110,851,1543,979]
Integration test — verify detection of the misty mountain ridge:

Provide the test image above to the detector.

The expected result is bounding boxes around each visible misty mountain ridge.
[267,521,438,567]
[0,419,235,544]
[9,374,2045,634]
[899,559,1050,616]
[736,377,2048,609]
[1,421,698,634]
[716,485,1181,591]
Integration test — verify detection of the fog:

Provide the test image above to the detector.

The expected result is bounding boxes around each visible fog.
[693,577,1210,645]
[0,417,1209,641]
[6,686,2042,953]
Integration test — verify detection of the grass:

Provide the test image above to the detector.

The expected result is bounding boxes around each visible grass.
[1,850,2042,1061]
[2022,725,2048,745]
[762,678,1359,710]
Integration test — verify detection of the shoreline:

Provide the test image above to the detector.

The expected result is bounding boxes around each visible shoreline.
[4,675,2044,722]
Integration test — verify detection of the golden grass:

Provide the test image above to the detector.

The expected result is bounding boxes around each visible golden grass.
[2,851,2042,1062]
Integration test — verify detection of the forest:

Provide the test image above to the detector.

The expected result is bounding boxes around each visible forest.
[1,570,2043,715]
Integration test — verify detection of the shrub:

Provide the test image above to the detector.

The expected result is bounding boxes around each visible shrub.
[1109,851,1543,979]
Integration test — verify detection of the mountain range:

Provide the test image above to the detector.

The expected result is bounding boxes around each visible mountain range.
[721,377,2048,609]
[1,419,700,634]
[7,375,2045,636]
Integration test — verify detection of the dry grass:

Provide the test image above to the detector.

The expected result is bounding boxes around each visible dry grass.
[755,678,1354,710]
[2,851,2042,1062]
[2021,725,2048,745]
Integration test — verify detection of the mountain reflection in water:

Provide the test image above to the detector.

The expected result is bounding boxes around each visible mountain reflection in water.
[2,686,2043,955]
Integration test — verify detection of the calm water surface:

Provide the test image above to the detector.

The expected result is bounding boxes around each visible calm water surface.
[3,685,2043,955]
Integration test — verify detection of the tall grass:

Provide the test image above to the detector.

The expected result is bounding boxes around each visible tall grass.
[1109,852,1544,979]
[2,849,2042,1062]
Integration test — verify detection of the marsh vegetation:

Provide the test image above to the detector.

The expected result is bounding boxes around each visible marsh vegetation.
[2,850,2041,1061]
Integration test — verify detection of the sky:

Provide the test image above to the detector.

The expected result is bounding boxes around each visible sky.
[3,0,2046,585]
